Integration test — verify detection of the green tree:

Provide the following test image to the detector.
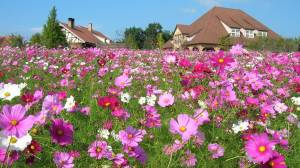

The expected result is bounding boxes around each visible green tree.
[144,23,163,49]
[30,33,42,45]
[41,6,67,48]
[162,30,173,42]
[218,35,232,50]
[124,27,145,49]
[9,34,24,48]
[157,32,165,49]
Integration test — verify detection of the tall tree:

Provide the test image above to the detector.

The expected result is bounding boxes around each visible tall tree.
[144,23,163,49]
[41,6,67,48]
[157,33,165,49]
[30,33,42,45]
[9,34,24,48]
[124,27,145,49]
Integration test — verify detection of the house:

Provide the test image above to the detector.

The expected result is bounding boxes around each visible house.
[164,7,281,51]
[59,18,112,48]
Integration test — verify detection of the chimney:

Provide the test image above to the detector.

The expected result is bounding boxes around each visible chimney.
[68,18,75,28]
[88,23,93,32]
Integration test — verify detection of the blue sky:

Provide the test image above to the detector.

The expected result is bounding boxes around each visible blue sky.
[0,0,299,40]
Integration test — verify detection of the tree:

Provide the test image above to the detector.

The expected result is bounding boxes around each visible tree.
[162,30,173,42]
[144,23,163,49]
[157,33,165,49]
[30,33,42,45]
[218,35,232,50]
[41,6,67,48]
[124,27,145,49]
[9,34,24,48]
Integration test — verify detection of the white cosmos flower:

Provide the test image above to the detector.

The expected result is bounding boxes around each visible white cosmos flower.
[274,102,288,113]
[0,133,32,151]
[98,129,110,140]
[232,120,249,134]
[64,96,76,111]
[110,130,120,141]
[198,100,207,109]
[0,83,25,101]
[120,92,131,103]
[138,97,146,105]
[291,97,300,106]
[146,94,157,106]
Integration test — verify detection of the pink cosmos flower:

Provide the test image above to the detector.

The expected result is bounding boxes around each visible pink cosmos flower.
[88,140,110,160]
[208,143,224,159]
[245,133,276,164]
[114,75,132,88]
[261,152,287,168]
[230,44,246,56]
[53,151,74,168]
[118,126,146,147]
[193,108,210,126]
[0,104,34,138]
[42,94,63,115]
[169,114,198,141]
[181,150,197,167]
[211,51,234,69]
[158,93,175,107]
[0,148,19,165]
[50,118,74,146]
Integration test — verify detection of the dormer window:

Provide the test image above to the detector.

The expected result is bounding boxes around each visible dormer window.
[245,30,255,38]
[230,28,240,37]
[257,31,267,37]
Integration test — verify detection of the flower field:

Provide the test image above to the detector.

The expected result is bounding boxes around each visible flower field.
[0,45,300,168]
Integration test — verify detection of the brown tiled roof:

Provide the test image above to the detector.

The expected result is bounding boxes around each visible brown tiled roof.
[0,36,11,47]
[60,23,111,44]
[174,7,281,46]
[163,40,173,49]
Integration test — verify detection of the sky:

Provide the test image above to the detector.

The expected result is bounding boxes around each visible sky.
[0,0,299,40]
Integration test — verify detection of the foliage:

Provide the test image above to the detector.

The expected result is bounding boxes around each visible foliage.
[218,35,232,51]
[29,33,42,45]
[8,34,25,48]
[247,37,300,52]
[123,23,172,49]
[124,27,145,49]
[41,6,67,48]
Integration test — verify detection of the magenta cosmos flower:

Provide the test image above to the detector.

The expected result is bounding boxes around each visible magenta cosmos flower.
[0,104,34,138]
[88,140,110,160]
[158,93,175,107]
[53,151,74,168]
[211,51,234,69]
[169,114,198,141]
[245,133,276,164]
[114,75,132,88]
[50,118,74,146]
[118,126,146,147]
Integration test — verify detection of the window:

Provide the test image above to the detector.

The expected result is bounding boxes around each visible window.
[245,30,255,38]
[230,28,240,37]
[257,31,267,37]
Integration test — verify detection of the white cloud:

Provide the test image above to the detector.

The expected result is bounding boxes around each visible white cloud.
[182,8,197,14]
[30,27,42,33]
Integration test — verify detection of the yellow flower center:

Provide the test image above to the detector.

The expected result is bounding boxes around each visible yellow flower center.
[179,126,187,132]
[52,105,58,111]
[269,161,274,167]
[30,145,35,150]
[105,102,111,107]
[31,128,38,134]
[128,134,133,139]
[4,92,11,97]
[10,120,18,126]
[96,147,102,153]
[218,58,224,63]
[57,129,64,136]
[259,145,266,152]
[10,137,17,144]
